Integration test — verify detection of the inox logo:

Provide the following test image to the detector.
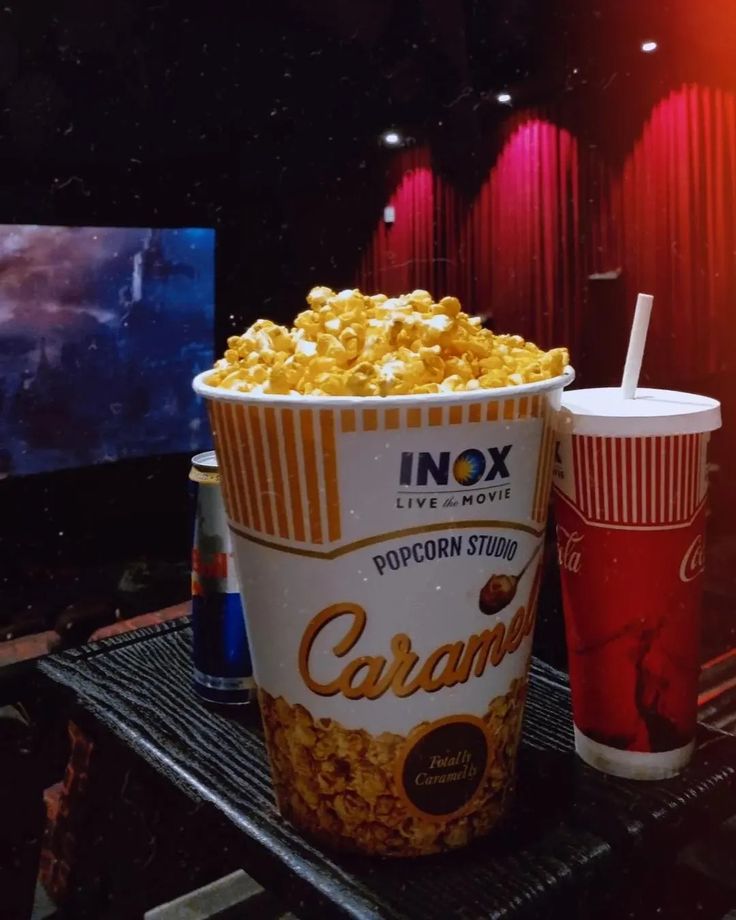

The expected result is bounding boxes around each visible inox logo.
[399,446,512,488]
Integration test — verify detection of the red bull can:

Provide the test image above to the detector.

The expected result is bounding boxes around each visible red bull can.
[190,450,255,705]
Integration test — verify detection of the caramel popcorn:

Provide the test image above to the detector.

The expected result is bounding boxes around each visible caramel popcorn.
[259,678,528,857]
[206,288,569,396]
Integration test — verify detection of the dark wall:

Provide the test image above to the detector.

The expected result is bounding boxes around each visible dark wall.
[3,0,731,645]
[0,1,435,639]
[0,1,414,337]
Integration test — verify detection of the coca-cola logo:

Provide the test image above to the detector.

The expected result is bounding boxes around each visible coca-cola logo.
[679,535,705,583]
[557,525,582,574]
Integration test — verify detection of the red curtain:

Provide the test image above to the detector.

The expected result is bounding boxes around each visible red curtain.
[599,83,736,532]
[349,77,736,646]
[463,117,582,350]
[354,84,736,388]
[357,148,435,296]
[432,171,469,304]
[356,120,584,354]
[584,150,622,277]
[614,85,736,387]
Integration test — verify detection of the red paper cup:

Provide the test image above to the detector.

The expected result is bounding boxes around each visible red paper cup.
[553,388,721,780]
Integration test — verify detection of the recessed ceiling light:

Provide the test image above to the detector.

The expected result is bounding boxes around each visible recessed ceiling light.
[496,92,512,104]
[641,40,658,53]
[382,130,402,146]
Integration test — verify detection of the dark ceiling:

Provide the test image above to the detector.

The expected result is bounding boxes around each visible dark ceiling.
[0,0,729,324]
[0,0,680,170]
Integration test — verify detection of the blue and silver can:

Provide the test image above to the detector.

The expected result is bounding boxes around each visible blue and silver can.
[189,450,255,705]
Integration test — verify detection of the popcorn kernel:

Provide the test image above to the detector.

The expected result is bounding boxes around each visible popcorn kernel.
[207,288,569,395]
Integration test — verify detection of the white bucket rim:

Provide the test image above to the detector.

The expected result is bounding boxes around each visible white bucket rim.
[193,365,575,409]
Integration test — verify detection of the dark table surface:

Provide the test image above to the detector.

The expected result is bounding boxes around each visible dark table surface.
[37,617,736,920]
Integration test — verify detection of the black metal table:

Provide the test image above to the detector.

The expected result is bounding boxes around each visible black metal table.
[37,618,736,920]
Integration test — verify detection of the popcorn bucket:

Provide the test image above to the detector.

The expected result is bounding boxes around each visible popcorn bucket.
[194,368,574,856]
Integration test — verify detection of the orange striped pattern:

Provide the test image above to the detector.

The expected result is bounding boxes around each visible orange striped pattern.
[237,403,260,530]
[341,409,356,433]
[208,393,555,545]
[363,408,378,431]
[320,410,341,542]
[249,405,273,535]
[299,410,322,543]
[208,401,343,546]
[281,409,305,542]
[532,402,557,522]
[264,407,288,537]
[385,408,400,429]
[349,397,540,432]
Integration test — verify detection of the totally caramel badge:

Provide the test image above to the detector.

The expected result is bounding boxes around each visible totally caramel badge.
[396,715,491,820]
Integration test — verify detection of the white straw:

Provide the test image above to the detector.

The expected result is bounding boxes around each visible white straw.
[621,293,654,399]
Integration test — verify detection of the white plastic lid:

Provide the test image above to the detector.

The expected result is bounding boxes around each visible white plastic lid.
[560,387,721,437]
[192,449,219,471]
